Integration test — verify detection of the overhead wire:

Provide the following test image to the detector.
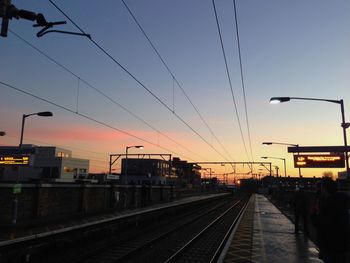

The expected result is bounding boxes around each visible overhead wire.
[121,0,235,162]
[9,30,207,161]
[0,80,198,162]
[211,0,252,164]
[1,135,108,158]
[47,0,231,162]
[2,134,110,169]
[232,0,254,161]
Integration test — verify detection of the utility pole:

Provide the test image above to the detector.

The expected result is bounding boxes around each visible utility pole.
[0,0,90,38]
[1,0,38,37]
[275,166,279,178]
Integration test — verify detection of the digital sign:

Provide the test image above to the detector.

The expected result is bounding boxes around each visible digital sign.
[294,154,345,168]
[0,155,30,166]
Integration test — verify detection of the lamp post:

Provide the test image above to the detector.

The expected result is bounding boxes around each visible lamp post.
[13,111,53,225]
[262,156,287,177]
[274,166,279,177]
[263,141,302,177]
[19,111,53,147]
[270,96,350,183]
[124,145,143,184]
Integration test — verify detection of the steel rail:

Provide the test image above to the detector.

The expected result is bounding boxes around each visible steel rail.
[210,196,250,262]
[164,199,243,263]
[0,194,230,262]
[83,198,235,263]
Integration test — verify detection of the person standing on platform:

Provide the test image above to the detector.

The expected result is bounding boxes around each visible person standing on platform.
[293,185,309,235]
[316,177,349,263]
[310,181,322,238]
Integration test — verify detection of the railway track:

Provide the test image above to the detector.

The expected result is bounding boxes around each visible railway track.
[80,194,249,263]
[164,196,248,263]
[0,193,249,263]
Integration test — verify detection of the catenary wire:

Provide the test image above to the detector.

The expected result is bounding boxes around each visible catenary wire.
[211,0,252,164]
[0,80,198,162]
[9,30,207,161]
[232,0,254,161]
[3,133,109,157]
[47,0,232,162]
[121,0,235,162]
[2,135,109,169]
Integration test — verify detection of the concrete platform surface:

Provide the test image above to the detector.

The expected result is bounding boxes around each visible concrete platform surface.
[223,194,322,263]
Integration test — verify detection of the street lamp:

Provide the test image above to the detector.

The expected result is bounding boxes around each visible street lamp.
[262,141,298,147]
[274,166,280,177]
[13,111,52,225]
[124,145,144,184]
[19,111,53,147]
[261,156,287,177]
[262,141,302,177]
[270,96,349,183]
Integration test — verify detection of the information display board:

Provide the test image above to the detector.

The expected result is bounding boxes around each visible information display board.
[294,154,345,168]
[0,155,30,166]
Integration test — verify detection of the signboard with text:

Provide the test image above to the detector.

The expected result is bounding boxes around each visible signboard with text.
[294,154,345,168]
[106,174,120,180]
[0,155,30,166]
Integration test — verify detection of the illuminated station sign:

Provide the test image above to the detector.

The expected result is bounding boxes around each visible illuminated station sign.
[0,155,30,166]
[294,154,345,168]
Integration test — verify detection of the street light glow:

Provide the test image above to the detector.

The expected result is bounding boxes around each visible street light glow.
[269,95,349,182]
[127,145,144,149]
[269,97,291,104]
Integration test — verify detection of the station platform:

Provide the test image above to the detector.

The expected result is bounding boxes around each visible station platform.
[0,193,228,246]
[221,194,322,263]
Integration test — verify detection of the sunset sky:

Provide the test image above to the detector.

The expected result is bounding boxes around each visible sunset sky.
[1,0,349,179]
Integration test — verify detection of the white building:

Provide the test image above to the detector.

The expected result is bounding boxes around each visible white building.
[0,145,89,182]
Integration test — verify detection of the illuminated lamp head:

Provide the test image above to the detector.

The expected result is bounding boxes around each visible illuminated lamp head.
[269,97,291,104]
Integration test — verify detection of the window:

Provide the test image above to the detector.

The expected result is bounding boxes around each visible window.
[57,152,70,158]
[64,166,73,173]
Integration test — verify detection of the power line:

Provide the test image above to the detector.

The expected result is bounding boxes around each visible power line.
[3,134,110,167]
[0,80,199,162]
[211,0,251,163]
[47,0,231,162]
[9,30,207,161]
[232,0,254,161]
[121,0,235,162]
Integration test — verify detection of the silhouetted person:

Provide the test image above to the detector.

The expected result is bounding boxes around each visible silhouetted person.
[316,177,349,263]
[310,181,322,229]
[293,185,309,235]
